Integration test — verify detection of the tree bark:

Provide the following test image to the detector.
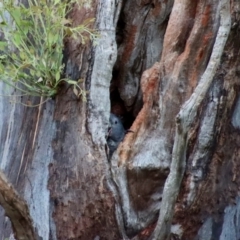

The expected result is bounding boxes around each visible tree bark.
[0,0,240,240]
[0,170,37,240]
[152,1,231,238]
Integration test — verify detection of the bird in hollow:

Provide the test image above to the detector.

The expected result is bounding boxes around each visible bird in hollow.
[107,113,125,158]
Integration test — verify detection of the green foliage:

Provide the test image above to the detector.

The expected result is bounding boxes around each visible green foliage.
[0,0,96,98]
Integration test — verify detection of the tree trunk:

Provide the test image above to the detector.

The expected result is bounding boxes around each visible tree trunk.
[0,0,240,239]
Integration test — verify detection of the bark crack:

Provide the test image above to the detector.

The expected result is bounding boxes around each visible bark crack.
[151,0,231,239]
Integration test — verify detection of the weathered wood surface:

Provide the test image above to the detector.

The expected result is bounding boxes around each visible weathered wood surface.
[0,0,240,239]
[0,0,121,239]
[0,170,37,240]
[112,0,240,239]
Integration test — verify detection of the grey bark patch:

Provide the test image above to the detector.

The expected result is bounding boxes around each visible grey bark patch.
[196,217,213,240]
[219,197,240,240]
[87,0,119,145]
[231,96,240,129]
[24,101,55,239]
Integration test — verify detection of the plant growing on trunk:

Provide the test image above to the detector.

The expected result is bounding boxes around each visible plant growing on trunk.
[0,0,96,99]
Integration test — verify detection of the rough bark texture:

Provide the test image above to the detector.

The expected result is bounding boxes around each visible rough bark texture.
[111,0,240,239]
[0,0,121,239]
[0,0,240,239]
[0,171,37,240]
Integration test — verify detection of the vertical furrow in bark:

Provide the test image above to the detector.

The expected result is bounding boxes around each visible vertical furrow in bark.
[0,81,54,239]
[47,0,123,239]
[158,0,219,164]
[114,0,173,114]
[152,0,231,238]
[110,0,174,237]
[111,0,222,237]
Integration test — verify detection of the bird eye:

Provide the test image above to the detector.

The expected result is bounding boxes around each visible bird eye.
[115,120,118,124]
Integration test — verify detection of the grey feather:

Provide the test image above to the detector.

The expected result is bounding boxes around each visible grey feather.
[107,113,125,158]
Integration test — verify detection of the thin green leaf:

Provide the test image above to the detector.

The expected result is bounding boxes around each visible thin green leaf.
[66,80,77,85]
[55,72,60,81]
[0,0,93,99]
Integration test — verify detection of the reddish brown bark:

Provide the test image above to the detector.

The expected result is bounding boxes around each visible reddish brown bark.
[0,0,240,239]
